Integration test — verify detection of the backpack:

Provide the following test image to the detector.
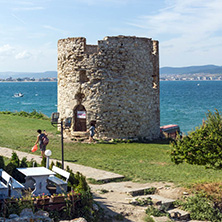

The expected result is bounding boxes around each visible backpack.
[42,135,49,145]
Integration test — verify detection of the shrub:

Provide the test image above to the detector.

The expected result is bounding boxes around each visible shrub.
[0,156,5,169]
[178,193,222,221]
[171,109,222,169]
[11,151,20,167]
[41,156,46,167]
[28,158,38,167]
[20,157,28,168]
[145,205,168,217]
[0,110,49,120]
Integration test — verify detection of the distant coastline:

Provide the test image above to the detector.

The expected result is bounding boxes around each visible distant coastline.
[160,73,222,81]
[0,77,57,82]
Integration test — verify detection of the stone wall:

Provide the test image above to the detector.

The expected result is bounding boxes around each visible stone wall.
[57,35,160,140]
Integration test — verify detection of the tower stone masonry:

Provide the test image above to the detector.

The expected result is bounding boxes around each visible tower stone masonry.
[57,35,160,140]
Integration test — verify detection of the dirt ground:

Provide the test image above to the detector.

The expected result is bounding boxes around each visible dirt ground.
[90,181,186,222]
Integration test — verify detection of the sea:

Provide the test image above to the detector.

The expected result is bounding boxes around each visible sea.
[0,81,222,134]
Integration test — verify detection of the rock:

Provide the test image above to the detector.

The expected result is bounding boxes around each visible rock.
[73,218,87,222]
[60,218,87,222]
[151,216,171,222]
[34,210,49,218]
[169,211,181,218]
[8,214,19,219]
[93,203,99,211]
[20,208,34,218]
[168,208,190,220]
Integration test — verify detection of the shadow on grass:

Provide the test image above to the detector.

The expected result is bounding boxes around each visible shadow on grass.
[65,159,78,163]
[88,177,130,185]
[96,138,173,145]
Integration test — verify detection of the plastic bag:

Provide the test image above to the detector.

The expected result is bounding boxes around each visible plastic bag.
[31,144,38,152]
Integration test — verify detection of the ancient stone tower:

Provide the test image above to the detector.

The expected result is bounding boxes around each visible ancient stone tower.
[57,35,160,140]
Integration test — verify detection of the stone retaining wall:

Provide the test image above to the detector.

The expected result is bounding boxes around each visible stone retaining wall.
[58,35,160,140]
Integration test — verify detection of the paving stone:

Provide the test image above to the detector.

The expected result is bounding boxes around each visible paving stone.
[151,216,171,222]
[189,221,210,222]
[148,195,175,210]
[168,208,190,220]
[127,186,154,196]
[0,147,124,182]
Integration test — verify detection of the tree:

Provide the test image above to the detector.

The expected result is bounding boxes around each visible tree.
[171,109,222,169]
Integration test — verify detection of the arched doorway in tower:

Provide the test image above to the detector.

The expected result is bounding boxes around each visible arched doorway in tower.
[74,105,87,131]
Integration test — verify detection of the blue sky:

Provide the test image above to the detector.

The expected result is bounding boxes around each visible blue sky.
[0,0,222,72]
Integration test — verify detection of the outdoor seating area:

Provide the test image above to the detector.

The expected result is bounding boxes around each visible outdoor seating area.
[47,165,70,194]
[0,169,24,199]
[0,166,70,199]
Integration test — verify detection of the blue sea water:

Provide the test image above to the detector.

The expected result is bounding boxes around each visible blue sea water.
[0,82,57,117]
[0,81,222,134]
[160,81,222,133]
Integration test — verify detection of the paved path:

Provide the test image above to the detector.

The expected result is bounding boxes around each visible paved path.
[0,147,124,181]
[0,147,204,222]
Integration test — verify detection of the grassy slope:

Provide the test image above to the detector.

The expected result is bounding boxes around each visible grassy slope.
[1,114,222,186]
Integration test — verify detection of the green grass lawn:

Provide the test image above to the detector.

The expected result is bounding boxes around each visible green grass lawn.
[1,113,222,186]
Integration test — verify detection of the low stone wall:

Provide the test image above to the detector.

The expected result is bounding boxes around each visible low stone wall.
[0,209,52,222]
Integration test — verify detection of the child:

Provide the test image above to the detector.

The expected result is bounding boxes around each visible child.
[87,122,96,143]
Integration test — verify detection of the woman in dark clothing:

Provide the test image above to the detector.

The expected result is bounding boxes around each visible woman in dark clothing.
[35,129,48,158]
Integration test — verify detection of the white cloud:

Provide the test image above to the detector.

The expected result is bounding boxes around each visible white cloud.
[131,0,222,36]
[0,44,15,57]
[0,45,32,60]
[128,0,222,66]
[15,51,32,60]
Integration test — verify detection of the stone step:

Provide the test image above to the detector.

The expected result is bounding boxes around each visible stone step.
[151,217,209,222]
[149,194,175,210]
[71,131,88,137]
[167,208,190,220]
[127,186,155,196]
[127,194,175,210]
[189,221,211,222]
[150,216,170,222]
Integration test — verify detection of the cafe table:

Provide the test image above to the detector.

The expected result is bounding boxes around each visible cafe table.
[17,167,55,196]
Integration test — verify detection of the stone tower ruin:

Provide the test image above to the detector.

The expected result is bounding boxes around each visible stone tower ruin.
[57,35,160,140]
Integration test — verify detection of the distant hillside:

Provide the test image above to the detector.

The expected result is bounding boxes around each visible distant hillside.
[160,65,222,75]
[0,71,57,79]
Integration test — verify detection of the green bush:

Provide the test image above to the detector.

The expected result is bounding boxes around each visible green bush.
[145,205,168,217]
[11,151,20,167]
[178,193,222,221]
[0,110,49,120]
[171,109,222,169]
[20,157,28,168]
[28,158,37,167]
[0,156,5,169]
[41,156,46,167]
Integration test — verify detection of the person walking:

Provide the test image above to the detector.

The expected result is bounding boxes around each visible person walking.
[35,129,48,158]
[87,122,96,143]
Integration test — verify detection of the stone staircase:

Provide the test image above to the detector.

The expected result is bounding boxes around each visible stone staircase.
[91,181,210,222]
[126,188,190,222]
[125,186,211,222]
